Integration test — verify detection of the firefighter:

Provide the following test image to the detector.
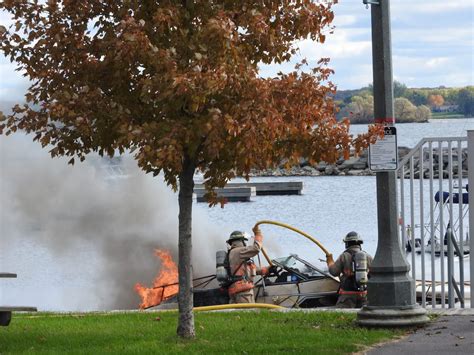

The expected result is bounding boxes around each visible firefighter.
[226,226,272,304]
[326,231,373,308]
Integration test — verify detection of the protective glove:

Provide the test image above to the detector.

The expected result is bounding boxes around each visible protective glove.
[252,225,261,235]
[326,253,334,265]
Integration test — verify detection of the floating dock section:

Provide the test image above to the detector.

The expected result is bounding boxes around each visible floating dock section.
[194,186,256,202]
[194,181,303,202]
[230,181,303,196]
[0,273,17,278]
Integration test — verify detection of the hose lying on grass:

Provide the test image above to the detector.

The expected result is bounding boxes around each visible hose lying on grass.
[193,303,283,312]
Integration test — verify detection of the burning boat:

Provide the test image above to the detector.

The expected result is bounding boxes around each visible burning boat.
[191,254,339,308]
[141,253,339,310]
[137,221,340,310]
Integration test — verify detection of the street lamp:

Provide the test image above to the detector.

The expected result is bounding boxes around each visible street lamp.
[356,0,429,327]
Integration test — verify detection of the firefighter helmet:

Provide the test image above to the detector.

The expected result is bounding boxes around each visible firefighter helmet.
[343,231,363,244]
[226,230,248,244]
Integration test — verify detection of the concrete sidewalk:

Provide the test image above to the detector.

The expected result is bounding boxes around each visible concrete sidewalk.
[367,309,474,355]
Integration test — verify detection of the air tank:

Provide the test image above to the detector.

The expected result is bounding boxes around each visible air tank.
[215,250,229,284]
[354,251,368,288]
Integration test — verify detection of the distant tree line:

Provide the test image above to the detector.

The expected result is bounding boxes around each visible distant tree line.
[335,82,474,124]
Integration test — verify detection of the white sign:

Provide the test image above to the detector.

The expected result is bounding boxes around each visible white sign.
[369,126,398,171]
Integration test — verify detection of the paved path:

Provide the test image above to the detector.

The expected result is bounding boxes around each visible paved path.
[368,309,474,355]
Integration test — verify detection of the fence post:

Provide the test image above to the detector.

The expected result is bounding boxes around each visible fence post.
[468,130,474,308]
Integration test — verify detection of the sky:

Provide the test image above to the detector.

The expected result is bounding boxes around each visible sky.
[259,0,474,90]
[0,0,473,105]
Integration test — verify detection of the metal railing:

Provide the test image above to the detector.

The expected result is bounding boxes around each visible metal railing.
[397,136,471,309]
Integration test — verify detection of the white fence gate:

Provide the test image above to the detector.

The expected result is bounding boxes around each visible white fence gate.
[397,135,473,308]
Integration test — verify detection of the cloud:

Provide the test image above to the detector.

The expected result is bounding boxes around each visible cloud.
[425,57,450,68]
[420,30,472,46]
[333,14,358,27]
[258,0,473,89]
[395,0,473,14]
[298,30,372,59]
[0,59,29,104]
[330,63,374,90]
[0,11,14,27]
[393,54,473,87]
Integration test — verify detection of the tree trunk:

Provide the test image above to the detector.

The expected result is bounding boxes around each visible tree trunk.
[176,157,195,338]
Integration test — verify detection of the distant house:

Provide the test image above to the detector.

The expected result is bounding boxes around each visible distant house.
[433,104,459,113]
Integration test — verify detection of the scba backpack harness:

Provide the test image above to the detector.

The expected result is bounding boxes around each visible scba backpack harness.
[216,250,255,295]
[340,249,369,293]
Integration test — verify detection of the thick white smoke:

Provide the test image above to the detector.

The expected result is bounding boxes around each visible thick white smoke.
[0,133,223,310]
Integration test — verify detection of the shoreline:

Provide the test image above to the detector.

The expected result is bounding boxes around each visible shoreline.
[249,144,468,178]
[347,116,469,125]
[248,147,411,177]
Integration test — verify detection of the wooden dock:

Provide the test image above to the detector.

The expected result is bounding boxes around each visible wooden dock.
[194,186,256,202]
[0,273,17,278]
[194,181,303,202]
[228,181,303,196]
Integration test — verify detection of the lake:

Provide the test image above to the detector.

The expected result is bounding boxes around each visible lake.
[350,118,474,148]
[1,119,472,311]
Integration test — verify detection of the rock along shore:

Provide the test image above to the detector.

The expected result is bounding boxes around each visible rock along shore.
[249,146,468,178]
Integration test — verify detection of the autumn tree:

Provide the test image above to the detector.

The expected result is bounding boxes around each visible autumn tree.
[414,105,431,122]
[347,94,374,123]
[428,94,445,110]
[456,87,474,117]
[0,0,379,338]
[394,98,417,122]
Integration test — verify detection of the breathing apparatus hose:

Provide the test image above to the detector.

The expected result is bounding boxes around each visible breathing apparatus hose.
[193,303,283,312]
[253,220,331,266]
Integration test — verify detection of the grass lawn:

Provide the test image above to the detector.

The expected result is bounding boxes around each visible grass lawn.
[431,112,466,119]
[0,310,407,354]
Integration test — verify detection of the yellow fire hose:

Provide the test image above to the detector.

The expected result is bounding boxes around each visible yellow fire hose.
[188,222,329,313]
[253,220,331,266]
[193,303,283,312]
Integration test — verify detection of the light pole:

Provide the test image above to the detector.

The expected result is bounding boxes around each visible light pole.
[357,0,429,326]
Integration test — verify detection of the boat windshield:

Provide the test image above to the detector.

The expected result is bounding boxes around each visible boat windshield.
[272,255,325,278]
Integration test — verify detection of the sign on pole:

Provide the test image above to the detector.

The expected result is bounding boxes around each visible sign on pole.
[369,126,398,171]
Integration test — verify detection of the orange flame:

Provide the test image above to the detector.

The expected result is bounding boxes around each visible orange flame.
[134,249,179,309]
